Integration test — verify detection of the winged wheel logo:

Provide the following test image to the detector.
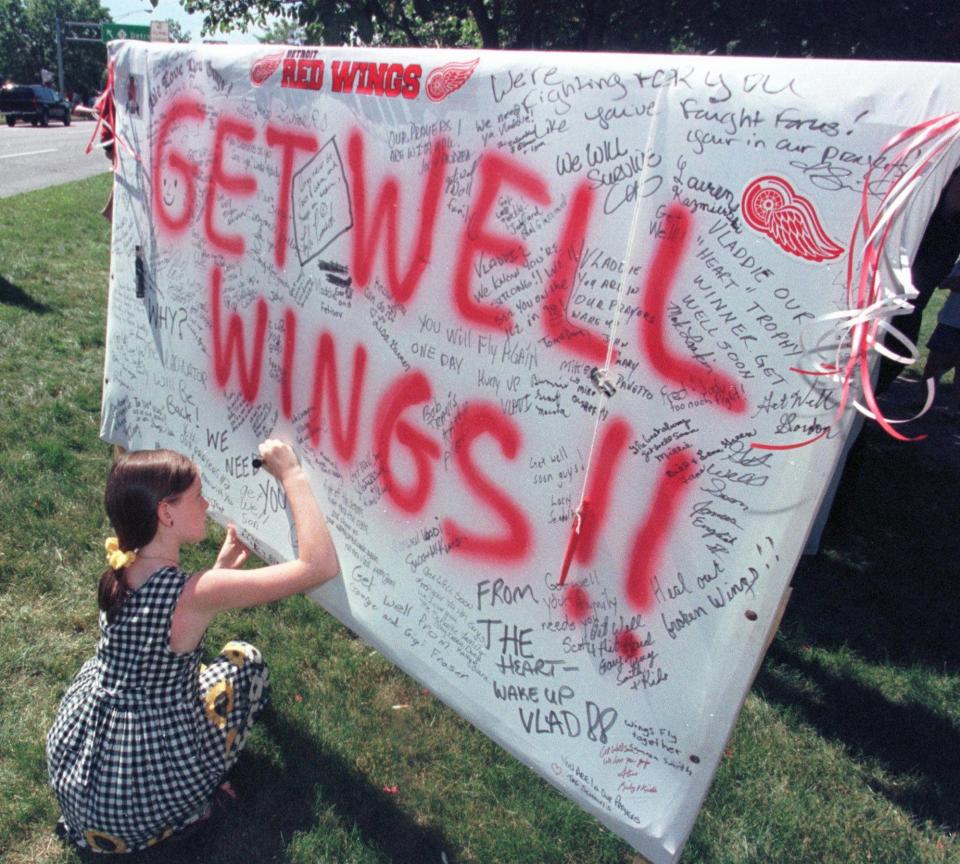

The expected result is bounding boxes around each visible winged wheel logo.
[741,175,844,262]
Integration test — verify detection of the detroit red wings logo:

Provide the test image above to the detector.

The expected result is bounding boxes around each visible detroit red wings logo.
[741,175,844,262]
[426,58,479,102]
[250,53,283,87]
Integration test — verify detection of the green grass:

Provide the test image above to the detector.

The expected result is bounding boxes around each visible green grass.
[1,175,958,864]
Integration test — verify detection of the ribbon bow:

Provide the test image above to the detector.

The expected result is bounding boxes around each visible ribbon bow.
[104,537,136,570]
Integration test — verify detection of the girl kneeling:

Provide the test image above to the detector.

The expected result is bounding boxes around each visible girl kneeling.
[46,440,339,853]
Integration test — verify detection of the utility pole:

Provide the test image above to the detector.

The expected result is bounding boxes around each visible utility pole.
[56,20,110,96]
[55,15,64,93]
[51,10,151,97]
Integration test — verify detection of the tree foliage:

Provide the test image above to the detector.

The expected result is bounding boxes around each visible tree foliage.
[1,0,111,99]
[182,0,960,60]
[256,16,307,45]
[164,17,192,43]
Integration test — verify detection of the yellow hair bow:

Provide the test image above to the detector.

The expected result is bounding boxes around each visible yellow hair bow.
[104,537,137,570]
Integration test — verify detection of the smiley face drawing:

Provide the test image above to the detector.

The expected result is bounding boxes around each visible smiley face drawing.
[160,173,191,224]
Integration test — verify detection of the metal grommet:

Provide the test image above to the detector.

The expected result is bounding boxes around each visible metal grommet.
[590,366,616,397]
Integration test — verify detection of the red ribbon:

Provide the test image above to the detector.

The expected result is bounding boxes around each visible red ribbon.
[85,60,139,169]
[558,500,589,587]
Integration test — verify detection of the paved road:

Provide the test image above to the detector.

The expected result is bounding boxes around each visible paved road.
[0,120,111,199]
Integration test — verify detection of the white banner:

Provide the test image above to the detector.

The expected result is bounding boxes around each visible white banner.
[100,41,959,863]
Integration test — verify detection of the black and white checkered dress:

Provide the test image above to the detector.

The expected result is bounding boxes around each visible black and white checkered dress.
[46,566,270,854]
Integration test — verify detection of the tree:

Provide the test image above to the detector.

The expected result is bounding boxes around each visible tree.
[0,0,30,82]
[0,0,111,99]
[164,17,191,43]
[256,15,307,45]
[182,0,485,48]
[179,0,960,60]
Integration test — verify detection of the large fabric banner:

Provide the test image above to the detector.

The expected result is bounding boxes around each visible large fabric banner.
[100,41,959,863]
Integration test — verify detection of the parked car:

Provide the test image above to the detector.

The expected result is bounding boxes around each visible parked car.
[0,84,72,127]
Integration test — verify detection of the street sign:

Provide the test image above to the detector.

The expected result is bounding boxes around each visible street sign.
[101,22,150,42]
[149,21,169,42]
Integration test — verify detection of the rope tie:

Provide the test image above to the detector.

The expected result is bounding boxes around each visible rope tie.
[559,88,667,585]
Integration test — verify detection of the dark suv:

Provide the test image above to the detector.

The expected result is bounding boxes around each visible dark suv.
[0,84,72,127]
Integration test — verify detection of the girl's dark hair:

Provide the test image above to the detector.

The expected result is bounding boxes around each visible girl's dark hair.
[98,450,197,620]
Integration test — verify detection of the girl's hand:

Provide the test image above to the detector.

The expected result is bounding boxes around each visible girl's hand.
[214,524,250,570]
[257,438,301,482]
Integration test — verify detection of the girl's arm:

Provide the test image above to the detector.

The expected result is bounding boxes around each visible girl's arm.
[170,440,339,651]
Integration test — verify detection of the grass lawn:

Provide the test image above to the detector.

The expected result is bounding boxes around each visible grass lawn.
[0,175,958,864]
